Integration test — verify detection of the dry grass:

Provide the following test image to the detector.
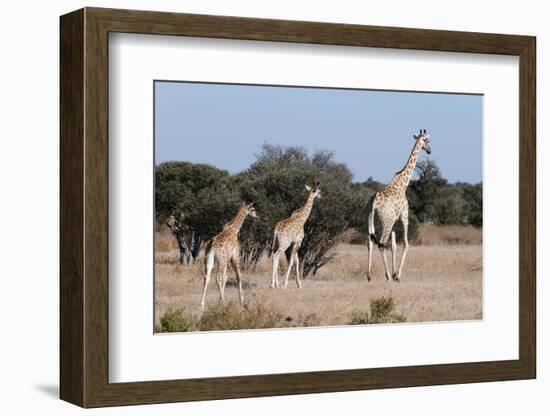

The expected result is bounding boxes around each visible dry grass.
[155,237,482,331]
[155,225,177,253]
[418,224,482,246]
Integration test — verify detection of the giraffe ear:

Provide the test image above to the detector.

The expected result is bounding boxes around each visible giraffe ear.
[305,185,312,192]
[413,133,419,140]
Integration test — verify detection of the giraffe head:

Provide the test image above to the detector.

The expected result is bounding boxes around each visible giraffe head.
[305,182,322,199]
[414,129,432,155]
[244,202,258,218]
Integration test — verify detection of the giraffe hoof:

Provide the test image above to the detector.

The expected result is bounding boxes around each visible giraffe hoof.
[367,275,372,282]
[392,273,401,282]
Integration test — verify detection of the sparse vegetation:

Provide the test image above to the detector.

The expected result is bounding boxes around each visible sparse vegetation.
[157,301,325,333]
[350,296,407,325]
[159,308,197,332]
[198,302,284,331]
[155,241,482,331]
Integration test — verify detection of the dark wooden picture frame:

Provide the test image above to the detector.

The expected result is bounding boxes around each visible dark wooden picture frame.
[60,7,536,408]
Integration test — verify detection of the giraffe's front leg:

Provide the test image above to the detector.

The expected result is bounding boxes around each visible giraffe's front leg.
[395,208,409,282]
[230,254,244,304]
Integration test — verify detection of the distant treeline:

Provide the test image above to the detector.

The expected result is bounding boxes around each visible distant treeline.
[155,144,482,277]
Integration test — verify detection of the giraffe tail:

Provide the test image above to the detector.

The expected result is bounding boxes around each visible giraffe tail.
[203,239,213,274]
[367,193,385,248]
[369,233,382,247]
[269,232,278,258]
[369,230,390,249]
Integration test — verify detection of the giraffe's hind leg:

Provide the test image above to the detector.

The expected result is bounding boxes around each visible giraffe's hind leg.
[284,241,302,289]
[366,202,376,282]
[272,237,290,289]
[390,231,397,280]
[283,243,297,289]
[271,234,282,288]
[200,250,215,309]
[294,250,302,288]
[230,250,244,304]
[216,258,228,304]
[271,251,280,288]
[378,226,393,281]
[367,235,373,282]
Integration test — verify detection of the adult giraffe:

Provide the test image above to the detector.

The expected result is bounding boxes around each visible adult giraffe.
[270,183,321,289]
[366,129,432,282]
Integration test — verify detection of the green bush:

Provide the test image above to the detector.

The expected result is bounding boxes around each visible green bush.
[198,302,284,331]
[350,296,407,325]
[159,308,198,332]
[158,303,327,332]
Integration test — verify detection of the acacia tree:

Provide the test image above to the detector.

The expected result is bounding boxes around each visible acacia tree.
[155,162,239,264]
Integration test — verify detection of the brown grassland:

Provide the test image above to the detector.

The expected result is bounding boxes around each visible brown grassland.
[155,224,482,332]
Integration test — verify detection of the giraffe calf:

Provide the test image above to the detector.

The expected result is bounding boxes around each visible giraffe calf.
[200,203,257,309]
[271,183,321,289]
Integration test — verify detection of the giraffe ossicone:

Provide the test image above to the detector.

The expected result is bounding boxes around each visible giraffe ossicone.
[200,202,257,309]
[366,129,432,282]
[270,183,321,289]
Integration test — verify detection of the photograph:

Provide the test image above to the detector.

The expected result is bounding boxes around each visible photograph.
[153,80,483,333]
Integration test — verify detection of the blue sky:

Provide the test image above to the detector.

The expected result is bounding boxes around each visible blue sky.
[155,81,482,184]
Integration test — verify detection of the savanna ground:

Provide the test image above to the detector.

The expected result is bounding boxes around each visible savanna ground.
[155,224,482,332]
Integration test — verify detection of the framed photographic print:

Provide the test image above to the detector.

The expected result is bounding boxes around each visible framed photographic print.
[60,7,536,408]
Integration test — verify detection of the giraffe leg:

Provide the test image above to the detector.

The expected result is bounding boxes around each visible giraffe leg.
[367,235,373,282]
[391,231,397,280]
[294,251,302,288]
[271,252,278,288]
[366,204,375,282]
[377,225,393,281]
[230,253,244,304]
[395,210,409,282]
[379,246,392,281]
[283,244,295,289]
[200,250,214,309]
[271,250,283,288]
[216,259,228,304]
[293,239,303,288]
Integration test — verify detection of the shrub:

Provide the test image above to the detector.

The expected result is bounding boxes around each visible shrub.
[158,302,327,332]
[159,309,198,332]
[198,302,285,331]
[350,296,407,325]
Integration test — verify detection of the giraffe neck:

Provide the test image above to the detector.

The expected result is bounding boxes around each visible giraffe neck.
[294,192,316,225]
[391,140,423,192]
[225,206,248,234]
